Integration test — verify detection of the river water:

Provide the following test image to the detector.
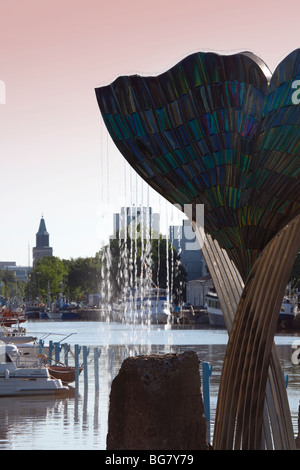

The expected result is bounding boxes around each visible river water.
[1,320,300,450]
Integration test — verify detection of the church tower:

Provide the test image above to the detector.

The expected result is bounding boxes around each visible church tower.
[32,216,53,265]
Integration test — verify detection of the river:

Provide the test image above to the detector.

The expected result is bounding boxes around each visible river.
[0,320,299,450]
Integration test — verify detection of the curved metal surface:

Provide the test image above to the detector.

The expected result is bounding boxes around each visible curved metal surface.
[213,215,300,449]
[193,224,295,449]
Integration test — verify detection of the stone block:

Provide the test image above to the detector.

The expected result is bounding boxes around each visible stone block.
[107,350,209,450]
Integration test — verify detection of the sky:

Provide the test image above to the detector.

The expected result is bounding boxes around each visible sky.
[0,0,299,266]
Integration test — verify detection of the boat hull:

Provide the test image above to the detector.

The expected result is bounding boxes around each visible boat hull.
[278,313,294,329]
[121,310,170,324]
[0,336,37,344]
[47,312,63,320]
[208,311,226,327]
[48,365,83,385]
[0,376,69,396]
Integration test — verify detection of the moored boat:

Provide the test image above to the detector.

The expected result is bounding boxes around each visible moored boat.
[278,297,296,329]
[112,286,171,324]
[25,301,46,319]
[0,307,26,327]
[206,290,298,328]
[47,311,63,320]
[48,364,83,385]
[0,324,37,344]
[47,294,79,320]
[205,290,225,327]
[0,343,69,396]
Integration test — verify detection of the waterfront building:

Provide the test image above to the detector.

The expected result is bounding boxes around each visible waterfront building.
[186,274,213,307]
[0,261,31,282]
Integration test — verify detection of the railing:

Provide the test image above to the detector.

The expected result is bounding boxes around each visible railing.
[14,355,44,368]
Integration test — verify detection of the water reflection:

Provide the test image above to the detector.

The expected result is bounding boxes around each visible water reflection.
[0,395,75,449]
[0,342,227,450]
[0,323,300,449]
[275,343,300,435]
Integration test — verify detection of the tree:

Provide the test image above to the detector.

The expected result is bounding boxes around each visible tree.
[65,256,102,300]
[0,268,25,300]
[26,256,68,302]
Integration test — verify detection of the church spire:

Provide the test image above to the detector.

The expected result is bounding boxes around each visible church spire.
[36,216,49,248]
[32,215,53,265]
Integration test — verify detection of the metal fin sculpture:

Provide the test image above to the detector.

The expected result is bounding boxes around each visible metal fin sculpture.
[95,49,300,449]
[212,215,300,449]
[192,227,296,449]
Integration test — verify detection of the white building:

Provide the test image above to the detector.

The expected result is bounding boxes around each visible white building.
[186,274,213,308]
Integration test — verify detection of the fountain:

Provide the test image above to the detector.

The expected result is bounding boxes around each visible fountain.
[98,143,182,325]
[95,49,300,449]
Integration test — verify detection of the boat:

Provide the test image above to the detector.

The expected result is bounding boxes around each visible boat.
[25,301,46,319]
[0,324,37,344]
[0,306,26,327]
[47,310,63,320]
[47,294,78,320]
[48,364,83,385]
[206,290,297,328]
[0,343,69,396]
[112,286,171,324]
[47,308,79,320]
[278,297,296,329]
[205,290,225,327]
[39,310,49,319]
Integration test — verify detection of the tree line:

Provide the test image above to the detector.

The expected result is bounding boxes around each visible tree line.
[24,233,187,305]
[0,269,26,301]
[3,244,300,306]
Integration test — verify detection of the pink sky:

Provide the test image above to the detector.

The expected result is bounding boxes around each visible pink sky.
[0,0,299,265]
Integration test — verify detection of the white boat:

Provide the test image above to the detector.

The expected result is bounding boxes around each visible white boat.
[0,343,69,396]
[112,287,171,324]
[206,291,297,328]
[0,325,37,345]
[205,290,225,327]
